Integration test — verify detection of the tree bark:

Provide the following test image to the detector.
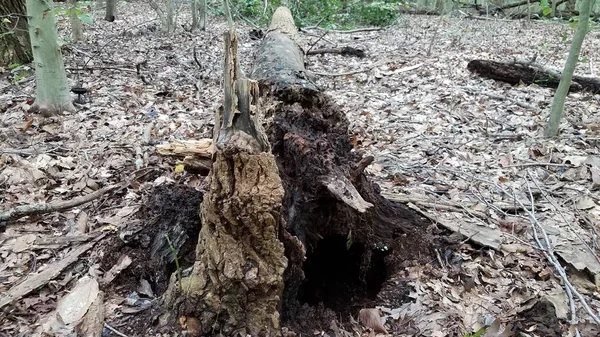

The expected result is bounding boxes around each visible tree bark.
[69,0,83,41]
[545,0,593,137]
[26,0,75,115]
[0,0,32,66]
[163,30,286,337]
[105,0,115,22]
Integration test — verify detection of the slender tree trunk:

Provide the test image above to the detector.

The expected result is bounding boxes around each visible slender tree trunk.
[0,0,32,66]
[105,0,115,22]
[199,0,206,30]
[26,0,75,115]
[191,0,198,30]
[69,0,83,41]
[166,0,174,33]
[545,0,592,137]
[190,0,206,31]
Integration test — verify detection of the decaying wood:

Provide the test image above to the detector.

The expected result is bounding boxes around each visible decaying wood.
[0,233,105,309]
[250,6,433,327]
[0,185,119,229]
[163,29,286,337]
[155,139,213,157]
[467,59,600,93]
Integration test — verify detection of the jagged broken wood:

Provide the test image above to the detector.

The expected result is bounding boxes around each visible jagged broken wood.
[163,28,286,337]
[467,59,600,93]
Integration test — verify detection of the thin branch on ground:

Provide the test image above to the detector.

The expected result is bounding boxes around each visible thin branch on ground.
[313,60,423,77]
[0,184,121,225]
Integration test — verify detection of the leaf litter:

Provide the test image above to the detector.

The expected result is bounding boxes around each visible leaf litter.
[1,2,600,336]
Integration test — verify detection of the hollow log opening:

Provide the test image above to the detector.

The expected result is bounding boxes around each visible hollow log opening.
[261,87,434,330]
[297,235,388,313]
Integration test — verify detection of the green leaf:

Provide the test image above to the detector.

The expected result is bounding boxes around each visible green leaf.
[542,7,552,16]
[2,17,11,24]
[570,19,579,28]
[581,56,588,63]
[78,13,94,25]
[7,63,20,70]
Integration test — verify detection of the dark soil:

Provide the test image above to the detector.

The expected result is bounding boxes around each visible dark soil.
[98,184,203,336]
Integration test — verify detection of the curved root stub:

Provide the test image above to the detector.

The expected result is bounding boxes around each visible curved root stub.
[164,151,287,337]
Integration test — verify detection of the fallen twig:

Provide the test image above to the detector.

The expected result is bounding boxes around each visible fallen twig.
[313,60,423,77]
[0,185,120,226]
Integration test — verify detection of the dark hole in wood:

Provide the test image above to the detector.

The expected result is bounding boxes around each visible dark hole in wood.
[297,234,388,315]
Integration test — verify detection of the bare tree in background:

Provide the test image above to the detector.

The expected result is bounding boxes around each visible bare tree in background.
[26,0,75,115]
[545,0,593,137]
[191,0,207,31]
[69,0,83,41]
[0,0,32,66]
[105,0,115,21]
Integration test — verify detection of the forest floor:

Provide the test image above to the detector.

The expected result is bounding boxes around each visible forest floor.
[2,2,600,337]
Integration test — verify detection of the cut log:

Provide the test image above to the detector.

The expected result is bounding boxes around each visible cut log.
[467,59,600,93]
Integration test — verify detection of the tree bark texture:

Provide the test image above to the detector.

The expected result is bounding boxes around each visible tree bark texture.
[69,0,83,41]
[0,0,32,66]
[164,30,287,337]
[26,0,75,115]
[467,59,600,94]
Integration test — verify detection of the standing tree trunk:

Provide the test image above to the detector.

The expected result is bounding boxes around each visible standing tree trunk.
[191,0,198,30]
[166,0,174,33]
[105,0,115,22]
[163,29,287,337]
[191,0,207,31]
[545,0,592,137]
[0,0,32,66]
[69,0,83,41]
[26,0,75,115]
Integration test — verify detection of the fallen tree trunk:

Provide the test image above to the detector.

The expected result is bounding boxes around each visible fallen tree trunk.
[251,7,432,332]
[467,59,600,93]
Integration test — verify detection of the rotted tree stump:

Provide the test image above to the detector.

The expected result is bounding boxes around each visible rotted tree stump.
[163,6,433,337]
[163,29,287,337]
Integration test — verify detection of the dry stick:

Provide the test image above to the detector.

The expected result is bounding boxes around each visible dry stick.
[313,60,423,77]
[104,323,129,337]
[0,233,106,308]
[527,171,600,266]
[0,184,120,224]
[474,170,600,326]
[523,177,581,333]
